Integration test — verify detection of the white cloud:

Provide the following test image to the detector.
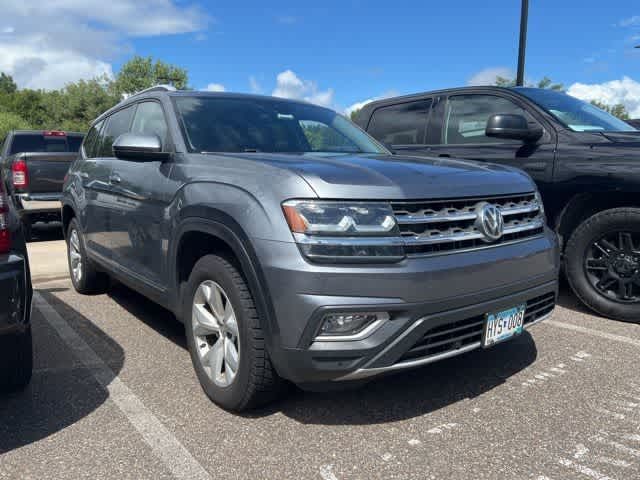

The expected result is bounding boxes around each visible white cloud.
[344,90,400,116]
[272,69,334,107]
[568,76,640,118]
[249,75,263,94]
[468,67,514,86]
[204,83,225,92]
[0,0,209,89]
[620,16,640,27]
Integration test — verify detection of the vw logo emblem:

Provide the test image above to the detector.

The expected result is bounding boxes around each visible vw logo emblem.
[475,203,504,242]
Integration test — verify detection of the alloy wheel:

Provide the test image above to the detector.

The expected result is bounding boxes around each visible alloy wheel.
[584,231,640,304]
[69,229,83,284]
[192,280,240,387]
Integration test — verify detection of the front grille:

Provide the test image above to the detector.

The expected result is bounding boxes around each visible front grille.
[397,292,556,363]
[392,193,544,256]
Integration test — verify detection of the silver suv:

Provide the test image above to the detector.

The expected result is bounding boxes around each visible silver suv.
[62,86,559,411]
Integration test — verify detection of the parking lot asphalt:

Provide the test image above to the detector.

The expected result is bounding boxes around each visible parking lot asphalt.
[2,233,640,480]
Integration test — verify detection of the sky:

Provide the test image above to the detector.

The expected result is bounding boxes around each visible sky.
[0,1,639,116]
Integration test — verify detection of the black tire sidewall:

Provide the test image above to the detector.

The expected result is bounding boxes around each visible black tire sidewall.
[67,218,87,292]
[183,255,255,410]
[565,208,640,322]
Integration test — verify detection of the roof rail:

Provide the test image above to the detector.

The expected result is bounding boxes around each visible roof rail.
[127,84,177,99]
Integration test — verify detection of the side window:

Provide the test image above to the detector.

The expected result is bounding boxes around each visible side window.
[82,120,103,159]
[97,106,135,157]
[367,100,432,146]
[131,102,169,149]
[443,95,528,145]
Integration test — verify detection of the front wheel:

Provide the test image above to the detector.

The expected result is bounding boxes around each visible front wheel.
[66,218,109,295]
[183,254,283,411]
[565,208,640,322]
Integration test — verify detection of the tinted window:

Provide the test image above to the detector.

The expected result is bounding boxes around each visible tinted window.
[83,121,103,159]
[9,133,84,155]
[174,96,386,154]
[367,100,432,145]
[443,95,527,145]
[131,102,169,149]
[97,106,135,157]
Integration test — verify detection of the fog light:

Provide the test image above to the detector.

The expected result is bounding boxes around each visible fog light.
[316,311,390,340]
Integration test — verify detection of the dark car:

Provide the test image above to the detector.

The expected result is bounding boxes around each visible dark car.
[356,87,640,322]
[62,86,558,411]
[0,171,33,391]
[1,130,84,240]
[628,119,640,129]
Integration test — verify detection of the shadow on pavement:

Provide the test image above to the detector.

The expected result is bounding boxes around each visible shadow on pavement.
[103,281,539,425]
[0,288,124,454]
[27,222,65,243]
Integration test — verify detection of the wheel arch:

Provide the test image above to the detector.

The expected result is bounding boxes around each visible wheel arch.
[61,202,77,239]
[554,190,640,251]
[170,213,279,345]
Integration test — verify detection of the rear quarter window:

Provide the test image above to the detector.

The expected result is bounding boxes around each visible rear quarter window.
[367,100,432,145]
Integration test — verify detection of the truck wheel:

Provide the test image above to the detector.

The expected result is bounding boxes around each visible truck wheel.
[183,254,283,411]
[565,208,640,322]
[66,218,109,295]
[0,328,33,392]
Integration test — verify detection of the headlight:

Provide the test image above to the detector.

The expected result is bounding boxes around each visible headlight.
[282,200,398,236]
[282,200,405,263]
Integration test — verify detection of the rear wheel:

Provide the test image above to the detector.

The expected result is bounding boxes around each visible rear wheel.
[565,208,640,322]
[183,254,283,411]
[0,328,33,392]
[66,218,109,294]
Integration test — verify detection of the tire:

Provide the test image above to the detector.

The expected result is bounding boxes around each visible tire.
[565,208,640,322]
[66,218,109,295]
[0,328,33,392]
[183,254,283,411]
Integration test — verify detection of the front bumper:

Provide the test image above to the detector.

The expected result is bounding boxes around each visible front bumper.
[253,229,559,384]
[0,254,31,335]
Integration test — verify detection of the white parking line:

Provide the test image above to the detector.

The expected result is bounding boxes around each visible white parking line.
[545,321,640,348]
[33,292,212,480]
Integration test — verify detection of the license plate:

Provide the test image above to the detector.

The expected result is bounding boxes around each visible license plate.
[483,304,526,347]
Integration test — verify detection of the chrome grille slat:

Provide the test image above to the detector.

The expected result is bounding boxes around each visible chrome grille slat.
[391,192,544,255]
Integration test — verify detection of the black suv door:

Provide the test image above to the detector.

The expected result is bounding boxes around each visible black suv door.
[426,93,556,188]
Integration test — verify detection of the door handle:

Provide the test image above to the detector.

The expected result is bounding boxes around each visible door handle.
[109,174,122,184]
[438,154,451,158]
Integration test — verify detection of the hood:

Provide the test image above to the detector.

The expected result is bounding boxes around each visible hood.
[219,152,535,199]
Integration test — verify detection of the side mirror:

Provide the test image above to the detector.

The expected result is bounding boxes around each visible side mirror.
[485,114,543,142]
[112,133,169,162]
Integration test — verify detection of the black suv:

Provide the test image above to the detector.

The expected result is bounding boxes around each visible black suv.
[0,172,33,391]
[356,87,640,321]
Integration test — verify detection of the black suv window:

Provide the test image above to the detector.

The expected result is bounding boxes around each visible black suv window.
[97,106,135,157]
[82,120,104,159]
[131,102,169,149]
[443,95,527,145]
[367,100,432,146]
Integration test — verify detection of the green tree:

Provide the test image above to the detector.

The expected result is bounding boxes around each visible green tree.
[114,56,188,96]
[590,100,630,120]
[495,76,564,91]
[0,73,17,95]
[0,111,31,140]
[349,108,361,122]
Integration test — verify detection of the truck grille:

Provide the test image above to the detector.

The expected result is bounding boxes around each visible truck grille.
[398,292,555,363]
[391,193,544,256]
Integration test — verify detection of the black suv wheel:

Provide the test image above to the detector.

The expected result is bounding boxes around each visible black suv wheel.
[66,218,109,294]
[565,208,640,322]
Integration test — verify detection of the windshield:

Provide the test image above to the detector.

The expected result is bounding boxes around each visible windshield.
[515,88,637,132]
[173,96,387,155]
